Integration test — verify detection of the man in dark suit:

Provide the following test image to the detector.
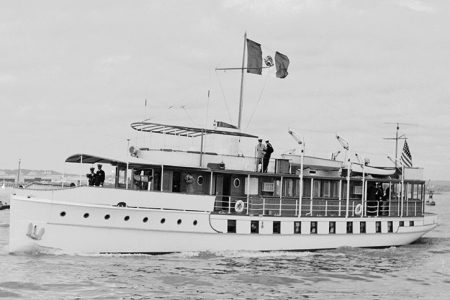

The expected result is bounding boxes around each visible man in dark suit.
[95,164,105,186]
[263,140,274,173]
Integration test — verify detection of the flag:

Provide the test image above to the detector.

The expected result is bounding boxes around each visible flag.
[246,39,289,78]
[400,140,412,167]
[275,51,289,78]
[247,39,262,75]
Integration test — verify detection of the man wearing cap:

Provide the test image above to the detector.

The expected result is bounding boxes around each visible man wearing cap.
[95,164,105,186]
[86,167,96,186]
[263,140,274,173]
[255,139,266,172]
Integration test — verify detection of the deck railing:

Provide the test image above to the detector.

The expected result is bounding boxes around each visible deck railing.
[213,195,424,218]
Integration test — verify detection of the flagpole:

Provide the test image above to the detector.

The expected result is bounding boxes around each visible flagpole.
[237,32,247,130]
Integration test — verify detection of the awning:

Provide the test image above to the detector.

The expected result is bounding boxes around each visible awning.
[130,121,258,138]
[65,154,126,165]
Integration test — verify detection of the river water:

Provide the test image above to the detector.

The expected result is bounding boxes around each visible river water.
[0,190,448,299]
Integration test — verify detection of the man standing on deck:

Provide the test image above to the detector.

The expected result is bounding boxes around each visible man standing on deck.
[262,140,274,173]
[95,164,105,186]
[255,139,266,172]
[86,167,96,186]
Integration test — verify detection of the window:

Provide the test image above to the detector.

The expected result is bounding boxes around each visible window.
[197,176,204,185]
[313,180,321,198]
[233,178,240,188]
[360,221,366,233]
[330,181,339,198]
[329,221,336,234]
[284,178,294,197]
[251,220,259,234]
[227,220,236,233]
[387,221,393,233]
[273,221,281,234]
[323,181,331,197]
[303,179,311,197]
[376,221,381,233]
[263,182,275,192]
[399,221,404,227]
[346,221,353,234]
[294,221,301,234]
[410,221,415,227]
[311,221,317,234]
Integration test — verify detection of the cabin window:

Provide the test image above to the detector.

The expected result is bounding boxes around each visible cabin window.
[284,178,294,197]
[313,180,321,198]
[294,221,301,234]
[376,221,381,233]
[273,221,281,234]
[233,178,240,188]
[391,183,401,200]
[303,179,311,198]
[418,184,423,200]
[351,182,363,198]
[251,220,259,234]
[197,176,204,185]
[330,181,339,198]
[262,182,275,192]
[329,221,336,234]
[322,181,331,198]
[409,221,414,227]
[227,220,236,233]
[311,221,317,234]
[360,221,366,233]
[387,221,393,232]
[346,221,353,234]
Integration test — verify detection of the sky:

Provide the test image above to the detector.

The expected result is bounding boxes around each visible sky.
[1,0,450,180]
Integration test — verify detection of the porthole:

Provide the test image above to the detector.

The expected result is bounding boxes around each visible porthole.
[60,211,66,217]
[83,213,89,218]
[104,214,110,220]
[143,217,148,223]
[197,176,204,185]
[177,219,182,225]
[161,218,165,224]
[233,178,240,188]
[193,220,198,226]
[124,216,130,221]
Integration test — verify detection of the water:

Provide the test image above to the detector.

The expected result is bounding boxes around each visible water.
[0,190,449,299]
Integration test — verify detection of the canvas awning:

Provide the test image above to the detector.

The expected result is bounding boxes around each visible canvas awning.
[130,121,258,138]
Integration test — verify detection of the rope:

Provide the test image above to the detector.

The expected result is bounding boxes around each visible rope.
[245,72,271,131]
[215,70,233,123]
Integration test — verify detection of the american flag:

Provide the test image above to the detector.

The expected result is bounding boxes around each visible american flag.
[400,140,412,167]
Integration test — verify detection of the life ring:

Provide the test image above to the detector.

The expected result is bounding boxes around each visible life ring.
[234,200,245,213]
[355,204,363,216]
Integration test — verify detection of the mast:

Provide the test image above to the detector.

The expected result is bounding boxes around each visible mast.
[237,32,247,130]
[383,122,407,169]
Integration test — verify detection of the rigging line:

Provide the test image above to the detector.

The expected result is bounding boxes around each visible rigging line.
[245,72,271,131]
[214,70,233,123]
[181,105,199,127]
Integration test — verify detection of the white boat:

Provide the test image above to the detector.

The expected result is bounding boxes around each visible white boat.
[426,190,436,206]
[9,36,437,254]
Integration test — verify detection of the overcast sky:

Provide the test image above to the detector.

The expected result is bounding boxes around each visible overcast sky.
[1,0,449,180]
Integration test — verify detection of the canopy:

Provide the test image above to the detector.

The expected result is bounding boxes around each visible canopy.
[65,154,127,165]
[130,121,258,138]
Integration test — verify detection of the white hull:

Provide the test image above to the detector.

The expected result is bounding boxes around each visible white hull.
[9,188,437,254]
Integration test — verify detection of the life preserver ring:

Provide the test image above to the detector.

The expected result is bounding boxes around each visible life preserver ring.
[234,200,245,213]
[355,204,363,216]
